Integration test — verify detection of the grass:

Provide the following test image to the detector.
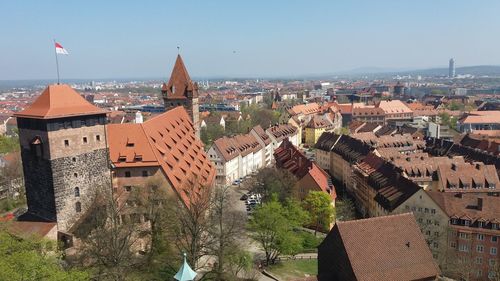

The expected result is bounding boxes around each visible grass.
[267,259,317,280]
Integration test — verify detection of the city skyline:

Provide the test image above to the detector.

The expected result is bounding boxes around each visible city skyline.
[1,0,500,80]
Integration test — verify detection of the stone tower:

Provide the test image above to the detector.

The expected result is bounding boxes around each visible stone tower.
[14,84,111,231]
[162,55,200,137]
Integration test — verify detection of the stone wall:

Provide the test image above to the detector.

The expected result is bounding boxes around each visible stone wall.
[52,148,111,231]
[21,148,57,221]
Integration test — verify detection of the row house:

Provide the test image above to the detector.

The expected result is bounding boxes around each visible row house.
[250,125,273,167]
[265,123,299,150]
[208,123,299,186]
[428,192,500,281]
[208,132,263,186]
[314,132,373,190]
[351,153,451,266]
[425,137,500,173]
[274,139,336,203]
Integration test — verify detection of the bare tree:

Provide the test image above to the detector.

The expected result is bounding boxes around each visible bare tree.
[70,188,144,281]
[165,176,214,270]
[207,185,246,279]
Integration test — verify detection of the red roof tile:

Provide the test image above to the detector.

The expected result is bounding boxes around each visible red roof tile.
[14,84,106,119]
[107,106,215,206]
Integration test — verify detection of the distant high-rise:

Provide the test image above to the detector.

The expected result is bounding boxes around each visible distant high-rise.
[448,58,455,78]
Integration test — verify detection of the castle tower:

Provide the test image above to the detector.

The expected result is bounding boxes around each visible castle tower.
[162,55,200,137]
[14,84,111,231]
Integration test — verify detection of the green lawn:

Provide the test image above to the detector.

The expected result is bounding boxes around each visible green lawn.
[267,259,317,280]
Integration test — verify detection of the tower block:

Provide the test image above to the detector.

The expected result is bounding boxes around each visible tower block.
[162,55,200,137]
[14,84,111,231]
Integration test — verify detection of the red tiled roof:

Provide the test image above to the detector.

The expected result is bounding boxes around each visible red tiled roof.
[162,55,199,99]
[14,84,106,119]
[427,192,500,225]
[334,213,440,280]
[107,106,215,206]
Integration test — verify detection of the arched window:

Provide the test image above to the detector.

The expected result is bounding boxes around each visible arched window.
[74,187,80,197]
[75,202,81,213]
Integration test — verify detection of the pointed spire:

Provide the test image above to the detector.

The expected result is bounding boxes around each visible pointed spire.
[165,55,198,99]
[174,253,197,281]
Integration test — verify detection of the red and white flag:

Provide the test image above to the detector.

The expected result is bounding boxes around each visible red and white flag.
[55,42,69,55]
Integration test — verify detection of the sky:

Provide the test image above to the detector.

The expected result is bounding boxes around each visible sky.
[1,0,500,80]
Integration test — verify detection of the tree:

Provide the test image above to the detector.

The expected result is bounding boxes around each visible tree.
[200,124,225,147]
[0,228,88,281]
[165,178,214,270]
[0,135,20,154]
[250,167,297,203]
[226,249,253,278]
[249,199,308,265]
[135,177,179,278]
[334,197,356,222]
[207,185,246,279]
[302,191,334,235]
[71,187,147,281]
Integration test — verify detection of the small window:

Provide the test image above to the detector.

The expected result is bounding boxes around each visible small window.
[142,170,148,177]
[96,135,101,141]
[74,187,80,197]
[72,157,77,162]
[125,171,131,178]
[491,247,498,255]
[74,173,78,178]
[492,236,498,243]
[125,186,132,192]
[75,202,81,213]
[64,140,69,146]
[477,245,484,253]
[83,137,88,144]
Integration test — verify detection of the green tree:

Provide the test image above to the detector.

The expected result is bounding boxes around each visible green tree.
[302,191,334,235]
[249,199,308,264]
[200,124,225,147]
[0,135,20,154]
[0,229,88,281]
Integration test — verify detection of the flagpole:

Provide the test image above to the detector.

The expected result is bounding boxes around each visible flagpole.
[53,39,60,85]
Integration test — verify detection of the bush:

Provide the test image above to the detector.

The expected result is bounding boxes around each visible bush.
[296,231,322,252]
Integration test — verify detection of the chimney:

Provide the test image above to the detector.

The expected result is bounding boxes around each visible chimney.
[477,198,483,211]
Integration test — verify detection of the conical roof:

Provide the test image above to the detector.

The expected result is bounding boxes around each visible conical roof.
[164,55,198,99]
[14,84,106,119]
[174,253,197,281]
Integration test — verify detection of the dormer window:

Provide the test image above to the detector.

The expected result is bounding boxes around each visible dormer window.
[464,220,470,226]
[451,218,458,225]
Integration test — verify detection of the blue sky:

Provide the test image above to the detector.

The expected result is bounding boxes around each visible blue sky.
[1,0,499,80]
